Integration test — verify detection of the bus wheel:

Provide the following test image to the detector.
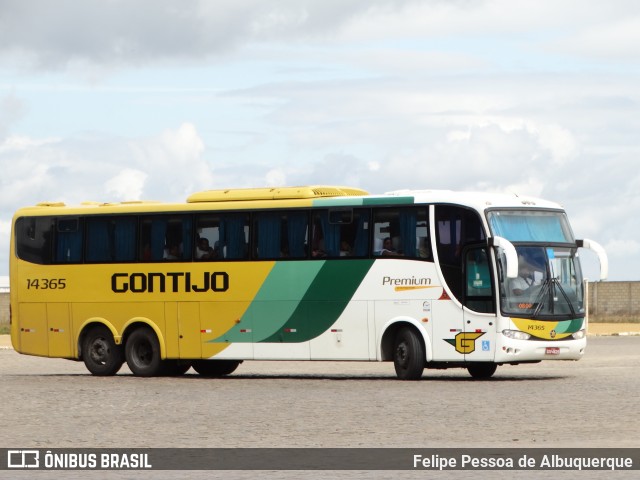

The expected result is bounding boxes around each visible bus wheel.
[393,327,425,380]
[467,363,497,379]
[160,360,191,376]
[192,360,241,377]
[125,327,163,377]
[82,325,124,376]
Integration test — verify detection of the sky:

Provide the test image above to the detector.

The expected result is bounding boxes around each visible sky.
[1,0,638,281]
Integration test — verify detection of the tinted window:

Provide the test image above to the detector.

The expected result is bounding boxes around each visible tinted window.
[15,216,54,264]
[86,216,137,262]
[54,218,83,263]
[372,207,430,259]
[435,205,486,300]
[311,208,370,258]
[195,213,249,260]
[253,211,308,259]
[140,215,193,262]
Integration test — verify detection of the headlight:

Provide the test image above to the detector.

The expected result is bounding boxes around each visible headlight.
[502,329,531,341]
[571,329,586,340]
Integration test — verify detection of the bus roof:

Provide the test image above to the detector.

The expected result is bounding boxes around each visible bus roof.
[384,189,564,212]
[13,186,564,217]
[186,185,369,203]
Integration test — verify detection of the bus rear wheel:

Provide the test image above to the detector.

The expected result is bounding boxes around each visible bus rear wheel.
[192,360,241,377]
[393,327,425,380]
[82,325,124,376]
[125,327,163,377]
[467,363,497,379]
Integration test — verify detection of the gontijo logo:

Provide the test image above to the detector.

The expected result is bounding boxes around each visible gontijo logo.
[445,332,485,354]
[111,271,229,293]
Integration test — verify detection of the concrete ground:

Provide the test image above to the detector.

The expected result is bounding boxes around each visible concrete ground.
[1,323,639,350]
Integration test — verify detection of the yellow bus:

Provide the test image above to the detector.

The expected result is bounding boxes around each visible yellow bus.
[9,186,608,379]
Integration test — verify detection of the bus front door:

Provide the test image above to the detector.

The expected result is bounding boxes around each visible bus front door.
[462,246,497,362]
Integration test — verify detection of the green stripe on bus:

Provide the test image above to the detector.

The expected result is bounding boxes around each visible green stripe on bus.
[211,261,324,343]
[555,318,584,334]
[260,259,374,343]
[363,196,415,205]
[312,198,365,207]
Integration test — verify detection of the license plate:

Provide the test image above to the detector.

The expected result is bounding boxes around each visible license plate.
[545,347,560,355]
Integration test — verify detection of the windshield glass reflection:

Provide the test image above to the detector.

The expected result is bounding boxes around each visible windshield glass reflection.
[501,246,585,319]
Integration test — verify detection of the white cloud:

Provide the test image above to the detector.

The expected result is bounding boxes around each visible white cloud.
[604,239,640,257]
[105,168,148,200]
[0,123,213,207]
[265,168,287,186]
[0,93,26,136]
[552,16,640,60]
[0,134,57,152]
[532,124,579,165]
[2,0,639,75]
[127,123,212,200]
[0,0,409,70]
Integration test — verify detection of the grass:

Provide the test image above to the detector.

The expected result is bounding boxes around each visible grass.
[0,324,9,335]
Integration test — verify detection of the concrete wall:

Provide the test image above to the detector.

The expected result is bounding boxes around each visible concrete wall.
[0,292,8,324]
[588,281,640,322]
[1,282,639,325]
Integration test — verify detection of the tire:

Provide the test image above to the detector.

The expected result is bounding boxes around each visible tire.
[192,360,241,377]
[125,327,163,377]
[82,325,124,376]
[393,327,425,380]
[467,363,497,379]
[160,360,192,376]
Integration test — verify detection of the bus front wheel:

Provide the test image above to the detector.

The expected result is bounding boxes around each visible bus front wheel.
[125,327,163,377]
[467,363,497,379]
[393,327,425,380]
[82,325,124,376]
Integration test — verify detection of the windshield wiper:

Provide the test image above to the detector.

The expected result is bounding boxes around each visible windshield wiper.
[532,278,551,317]
[552,278,577,317]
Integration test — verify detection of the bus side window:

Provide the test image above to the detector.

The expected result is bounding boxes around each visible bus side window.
[15,216,54,265]
[195,215,221,260]
[372,207,428,259]
[86,216,136,262]
[254,211,308,259]
[311,212,334,257]
[140,215,193,262]
[55,218,83,263]
[220,214,249,260]
[350,209,370,257]
[195,214,249,261]
[285,211,308,258]
[311,209,368,258]
[435,205,486,301]
[464,247,495,313]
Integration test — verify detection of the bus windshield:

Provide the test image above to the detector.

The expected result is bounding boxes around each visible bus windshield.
[487,209,584,318]
[487,209,574,243]
[499,246,585,319]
